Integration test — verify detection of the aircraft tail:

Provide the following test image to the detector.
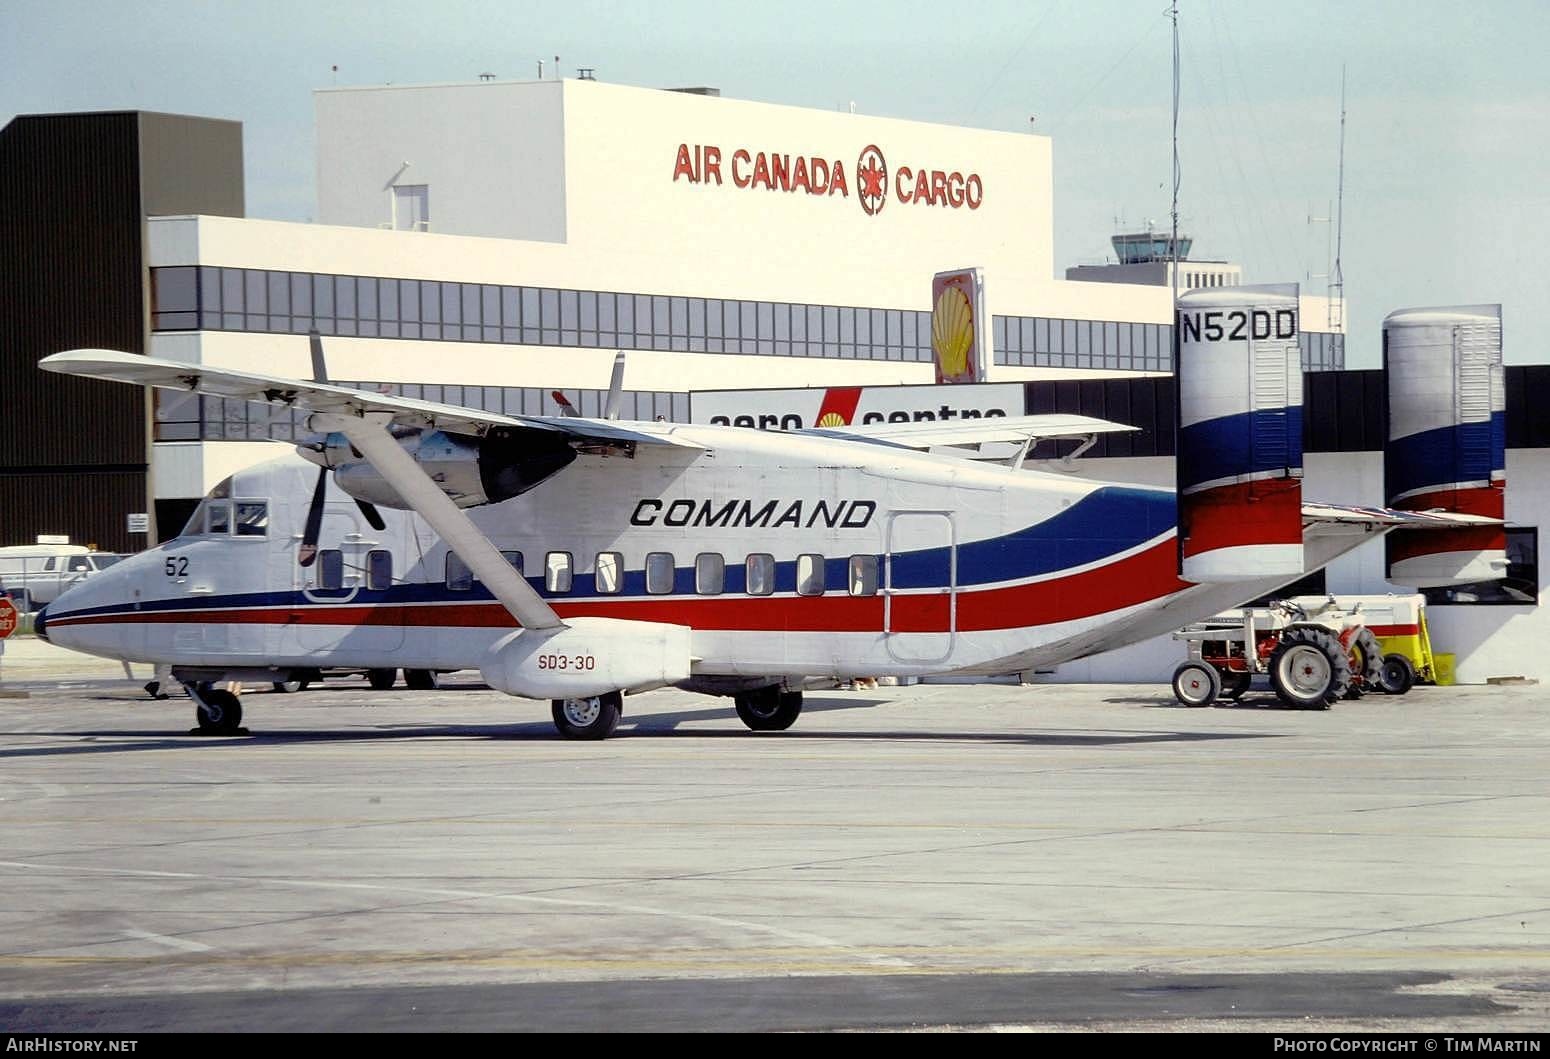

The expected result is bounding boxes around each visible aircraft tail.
[1383,304,1506,587]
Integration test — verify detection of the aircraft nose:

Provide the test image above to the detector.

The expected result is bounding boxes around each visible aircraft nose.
[33,604,49,643]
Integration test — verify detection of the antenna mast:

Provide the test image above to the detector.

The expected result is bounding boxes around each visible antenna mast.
[1169,0,1181,367]
[1329,65,1346,333]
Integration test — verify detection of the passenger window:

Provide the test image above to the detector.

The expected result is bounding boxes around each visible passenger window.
[446,553,473,591]
[43,558,57,572]
[545,551,573,593]
[318,549,344,590]
[501,550,524,576]
[848,554,879,597]
[695,553,724,595]
[645,552,675,595]
[746,553,775,596]
[367,550,392,590]
[596,551,623,594]
[234,501,268,537]
[206,501,232,535]
[796,553,825,596]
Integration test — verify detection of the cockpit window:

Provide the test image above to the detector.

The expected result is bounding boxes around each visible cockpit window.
[205,500,232,535]
[234,501,268,537]
[208,476,233,500]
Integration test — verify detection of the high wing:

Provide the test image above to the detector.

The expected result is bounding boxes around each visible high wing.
[39,349,702,450]
[806,413,1138,451]
[39,348,707,633]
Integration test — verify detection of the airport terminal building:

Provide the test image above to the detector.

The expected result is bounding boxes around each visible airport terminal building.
[6,77,1547,685]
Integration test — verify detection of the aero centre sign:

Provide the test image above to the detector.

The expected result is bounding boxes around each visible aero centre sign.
[690,382,1024,431]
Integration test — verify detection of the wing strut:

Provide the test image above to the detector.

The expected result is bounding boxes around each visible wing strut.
[313,411,565,631]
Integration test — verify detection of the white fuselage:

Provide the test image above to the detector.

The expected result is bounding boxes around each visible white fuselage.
[41,424,1370,689]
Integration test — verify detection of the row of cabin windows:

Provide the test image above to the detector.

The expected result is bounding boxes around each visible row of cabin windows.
[443,551,882,597]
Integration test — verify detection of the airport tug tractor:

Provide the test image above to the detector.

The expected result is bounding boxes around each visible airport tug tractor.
[1171,596,1409,709]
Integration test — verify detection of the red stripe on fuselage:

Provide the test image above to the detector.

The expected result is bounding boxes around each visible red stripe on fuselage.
[50,539,1193,635]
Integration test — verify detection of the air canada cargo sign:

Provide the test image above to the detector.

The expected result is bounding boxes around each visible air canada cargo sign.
[672,142,985,216]
[690,382,1025,431]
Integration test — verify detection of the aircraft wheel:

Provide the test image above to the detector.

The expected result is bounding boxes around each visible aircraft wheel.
[1219,669,1252,701]
[552,691,622,740]
[735,687,803,731]
[1379,653,1416,695]
[367,668,398,691]
[1270,627,1350,709]
[1171,661,1221,706]
[404,669,440,691]
[194,687,243,734]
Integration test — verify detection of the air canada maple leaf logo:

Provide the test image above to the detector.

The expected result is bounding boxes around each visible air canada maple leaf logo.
[856,145,887,217]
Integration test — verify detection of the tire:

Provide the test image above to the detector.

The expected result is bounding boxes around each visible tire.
[194,687,243,734]
[1269,627,1350,709]
[551,691,623,740]
[271,680,303,694]
[1379,653,1416,696]
[367,668,398,691]
[734,687,803,731]
[404,669,439,691]
[1346,628,1385,699]
[1171,661,1221,706]
[1219,669,1252,701]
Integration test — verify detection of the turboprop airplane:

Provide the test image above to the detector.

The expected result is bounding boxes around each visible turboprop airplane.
[32,289,1504,739]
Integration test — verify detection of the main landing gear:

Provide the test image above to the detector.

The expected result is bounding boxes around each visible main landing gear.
[733,686,803,731]
[552,691,623,740]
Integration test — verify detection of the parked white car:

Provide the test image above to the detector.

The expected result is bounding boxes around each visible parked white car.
[0,544,124,610]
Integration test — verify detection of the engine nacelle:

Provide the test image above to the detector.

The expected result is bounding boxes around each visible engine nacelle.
[303,426,576,511]
[480,617,693,700]
[1176,283,1304,582]
[1384,304,1506,587]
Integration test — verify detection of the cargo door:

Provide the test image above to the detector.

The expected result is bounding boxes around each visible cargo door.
[884,511,956,664]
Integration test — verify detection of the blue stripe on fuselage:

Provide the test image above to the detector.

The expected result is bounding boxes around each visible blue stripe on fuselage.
[50,486,1177,620]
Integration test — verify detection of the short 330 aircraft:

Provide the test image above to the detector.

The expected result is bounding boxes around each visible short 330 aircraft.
[34,287,1504,738]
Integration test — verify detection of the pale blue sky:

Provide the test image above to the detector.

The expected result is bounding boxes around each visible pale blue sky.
[5,0,1546,367]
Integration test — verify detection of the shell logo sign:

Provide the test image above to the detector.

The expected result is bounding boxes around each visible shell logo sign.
[672,142,983,218]
[931,269,987,384]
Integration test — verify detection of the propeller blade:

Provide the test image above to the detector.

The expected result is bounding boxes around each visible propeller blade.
[550,390,579,418]
[297,466,328,567]
[309,330,328,383]
[354,498,386,531]
[604,352,626,420]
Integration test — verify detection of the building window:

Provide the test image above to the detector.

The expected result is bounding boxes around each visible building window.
[1422,528,1539,606]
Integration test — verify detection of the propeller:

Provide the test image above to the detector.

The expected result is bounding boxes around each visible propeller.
[296,332,386,567]
[552,352,627,420]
